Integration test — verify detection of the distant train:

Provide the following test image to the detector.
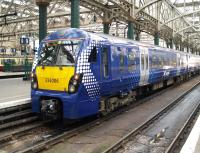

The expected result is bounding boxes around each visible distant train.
[0,56,33,72]
[31,28,200,121]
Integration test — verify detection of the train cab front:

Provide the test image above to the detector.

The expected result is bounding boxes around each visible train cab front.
[31,39,83,120]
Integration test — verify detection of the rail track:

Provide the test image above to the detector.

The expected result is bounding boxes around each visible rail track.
[0,77,199,153]
[0,84,173,152]
[0,103,53,144]
[10,80,197,153]
[165,100,200,153]
[0,104,37,130]
[102,81,200,153]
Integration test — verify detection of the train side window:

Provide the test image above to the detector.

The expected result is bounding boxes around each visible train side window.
[128,50,136,71]
[88,47,97,63]
[152,55,157,68]
[120,51,124,71]
[102,47,108,77]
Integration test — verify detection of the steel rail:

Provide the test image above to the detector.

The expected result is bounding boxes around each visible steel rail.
[102,81,200,153]
[165,100,200,153]
[16,82,187,153]
[0,109,33,123]
[0,120,52,143]
[0,116,38,130]
[0,103,31,115]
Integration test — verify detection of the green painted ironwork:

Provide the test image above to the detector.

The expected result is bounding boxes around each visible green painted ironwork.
[154,32,159,45]
[169,39,173,49]
[3,62,10,72]
[71,0,80,28]
[127,21,134,40]
[135,32,140,41]
[39,5,47,43]
[23,56,32,80]
[103,22,110,34]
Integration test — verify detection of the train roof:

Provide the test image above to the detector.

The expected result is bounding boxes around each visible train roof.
[43,28,199,57]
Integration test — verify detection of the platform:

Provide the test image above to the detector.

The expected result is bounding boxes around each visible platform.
[180,114,200,153]
[0,78,30,109]
[0,72,25,79]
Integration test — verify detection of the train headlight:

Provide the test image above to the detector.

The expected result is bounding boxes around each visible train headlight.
[74,74,79,80]
[31,73,38,90]
[69,85,76,93]
[33,82,38,89]
[68,73,83,94]
[73,80,78,86]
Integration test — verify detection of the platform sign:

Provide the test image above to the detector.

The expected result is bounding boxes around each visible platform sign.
[20,38,29,44]
[11,48,16,53]
[0,48,6,53]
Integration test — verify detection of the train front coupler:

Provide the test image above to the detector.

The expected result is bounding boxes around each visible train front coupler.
[40,98,62,120]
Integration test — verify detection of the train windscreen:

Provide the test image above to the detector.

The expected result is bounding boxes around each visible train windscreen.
[38,40,82,66]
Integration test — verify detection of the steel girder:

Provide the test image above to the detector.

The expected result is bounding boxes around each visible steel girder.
[0,0,200,51]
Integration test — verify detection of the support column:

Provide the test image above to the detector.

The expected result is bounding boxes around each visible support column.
[36,0,49,43]
[135,29,141,41]
[71,0,80,28]
[103,22,110,34]
[154,31,159,46]
[169,39,173,49]
[127,21,134,40]
[187,46,189,53]
[135,32,140,41]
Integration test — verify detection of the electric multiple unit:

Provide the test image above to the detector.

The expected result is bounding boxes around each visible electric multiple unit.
[31,28,200,120]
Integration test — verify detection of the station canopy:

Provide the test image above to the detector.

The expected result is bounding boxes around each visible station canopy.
[0,0,200,51]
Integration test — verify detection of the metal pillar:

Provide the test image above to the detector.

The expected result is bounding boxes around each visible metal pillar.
[175,44,179,50]
[187,46,189,53]
[180,43,182,51]
[71,0,80,28]
[169,39,173,49]
[154,32,159,45]
[36,0,49,43]
[135,32,140,41]
[127,21,134,39]
[103,22,110,34]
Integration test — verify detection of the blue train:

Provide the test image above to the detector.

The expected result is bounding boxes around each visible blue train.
[31,28,200,120]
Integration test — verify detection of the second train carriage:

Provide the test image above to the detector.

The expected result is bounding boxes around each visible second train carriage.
[31,28,200,120]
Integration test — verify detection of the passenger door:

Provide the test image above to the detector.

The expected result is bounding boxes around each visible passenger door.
[139,46,149,85]
[100,45,111,95]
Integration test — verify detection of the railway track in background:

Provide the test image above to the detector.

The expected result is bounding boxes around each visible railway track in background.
[8,78,198,153]
[0,103,37,130]
[165,101,200,153]
[102,81,200,153]
[0,103,53,144]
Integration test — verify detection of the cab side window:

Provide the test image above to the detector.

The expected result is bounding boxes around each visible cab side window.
[88,47,97,63]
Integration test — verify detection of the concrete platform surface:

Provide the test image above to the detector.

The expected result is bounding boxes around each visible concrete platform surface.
[0,78,30,105]
[0,72,24,76]
[180,114,200,153]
